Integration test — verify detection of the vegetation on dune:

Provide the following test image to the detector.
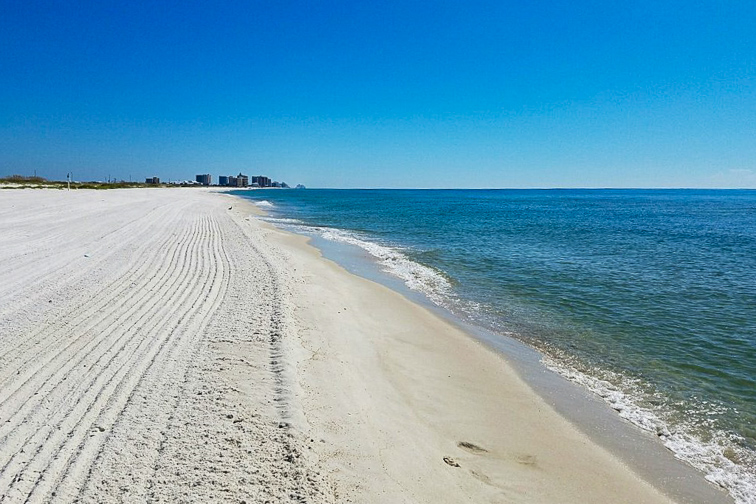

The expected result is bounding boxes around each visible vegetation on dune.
[0,175,49,185]
[0,175,185,190]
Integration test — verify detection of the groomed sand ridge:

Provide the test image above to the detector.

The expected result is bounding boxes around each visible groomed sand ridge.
[0,189,332,502]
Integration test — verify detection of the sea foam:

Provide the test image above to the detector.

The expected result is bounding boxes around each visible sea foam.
[256,219,453,306]
[317,227,453,305]
[246,189,756,504]
[542,353,756,504]
[293,217,756,504]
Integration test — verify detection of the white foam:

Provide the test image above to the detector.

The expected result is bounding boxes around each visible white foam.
[258,218,452,304]
[256,213,756,504]
[542,354,756,504]
[255,200,275,208]
[315,227,453,305]
[261,217,304,225]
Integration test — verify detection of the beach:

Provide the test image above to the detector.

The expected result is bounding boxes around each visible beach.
[0,188,731,503]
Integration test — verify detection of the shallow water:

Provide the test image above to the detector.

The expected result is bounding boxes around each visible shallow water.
[235,188,756,503]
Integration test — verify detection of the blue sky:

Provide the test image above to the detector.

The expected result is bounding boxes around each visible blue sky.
[1,0,754,188]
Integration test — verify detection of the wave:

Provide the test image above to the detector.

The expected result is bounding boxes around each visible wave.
[310,226,756,504]
[542,352,756,504]
[257,218,452,305]
[260,216,304,225]
[256,211,755,504]
[255,200,275,208]
[316,227,453,305]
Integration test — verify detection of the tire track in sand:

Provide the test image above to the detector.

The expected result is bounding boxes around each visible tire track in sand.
[27,215,231,503]
[0,199,187,317]
[0,218,198,445]
[0,215,205,501]
[0,204,230,502]
[0,214,194,401]
[0,200,194,342]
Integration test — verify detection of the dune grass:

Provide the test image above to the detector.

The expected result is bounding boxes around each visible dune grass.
[0,175,176,190]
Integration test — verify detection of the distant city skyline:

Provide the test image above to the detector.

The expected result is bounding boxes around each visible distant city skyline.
[1,1,755,188]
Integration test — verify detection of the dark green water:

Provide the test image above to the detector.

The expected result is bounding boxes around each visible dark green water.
[238,189,756,503]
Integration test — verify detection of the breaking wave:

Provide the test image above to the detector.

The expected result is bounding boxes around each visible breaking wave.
[542,353,756,504]
[250,197,755,504]
[316,227,453,306]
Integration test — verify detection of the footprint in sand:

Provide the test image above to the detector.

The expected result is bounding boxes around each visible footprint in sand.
[515,453,538,466]
[457,441,488,454]
[470,470,492,485]
[443,457,461,467]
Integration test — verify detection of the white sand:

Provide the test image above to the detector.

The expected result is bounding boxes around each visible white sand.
[0,188,714,503]
[0,188,330,503]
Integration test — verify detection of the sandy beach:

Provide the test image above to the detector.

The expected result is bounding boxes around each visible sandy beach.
[0,188,726,503]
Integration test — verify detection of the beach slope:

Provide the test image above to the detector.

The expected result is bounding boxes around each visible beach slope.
[264,207,693,504]
[0,188,707,503]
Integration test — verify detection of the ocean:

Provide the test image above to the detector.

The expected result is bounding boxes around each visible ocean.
[235,188,756,503]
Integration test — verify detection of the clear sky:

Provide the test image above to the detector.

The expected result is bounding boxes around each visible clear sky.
[1,0,755,188]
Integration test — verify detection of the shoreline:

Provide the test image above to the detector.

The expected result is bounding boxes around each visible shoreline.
[233,192,735,504]
[0,187,733,503]
[299,226,735,504]
[231,194,732,503]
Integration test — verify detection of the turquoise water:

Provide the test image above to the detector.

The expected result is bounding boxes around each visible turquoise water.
[236,189,756,503]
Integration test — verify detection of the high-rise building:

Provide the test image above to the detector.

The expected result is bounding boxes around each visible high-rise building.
[195,174,212,185]
[251,175,271,187]
[218,175,229,186]
[236,173,249,187]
